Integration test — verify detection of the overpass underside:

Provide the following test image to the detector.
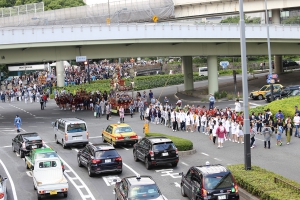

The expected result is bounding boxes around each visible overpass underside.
[0,40,299,64]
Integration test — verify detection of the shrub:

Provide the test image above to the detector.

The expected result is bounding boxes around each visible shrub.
[250,96,300,119]
[227,93,234,100]
[145,132,193,151]
[221,91,228,98]
[228,164,300,200]
[49,94,55,99]
[214,91,220,99]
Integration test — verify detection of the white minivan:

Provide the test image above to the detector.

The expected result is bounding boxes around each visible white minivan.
[52,118,89,149]
[199,67,208,76]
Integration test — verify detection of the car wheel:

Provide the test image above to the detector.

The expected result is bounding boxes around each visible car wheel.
[145,158,151,170]
[12,144,15,152]
[172,162,178,167]
[77,156,83,167]
[55,135,59,144]
[181,184,187,197]
[63,192,68,198]
[111,139,116,147]
[258,95,263,100]
[62,140,67,149]
[133,150,139,162]
[88,165,94,177]
[102,135,106,143]
[19,149,24,158]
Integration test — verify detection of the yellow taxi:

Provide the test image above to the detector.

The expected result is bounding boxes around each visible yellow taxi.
[102,123,138,146]
[250,84,283,100]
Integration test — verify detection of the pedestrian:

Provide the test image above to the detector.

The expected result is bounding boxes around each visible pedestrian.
[231,120,238,142]
[40,97,44,110]
[293,112,300,137]
[250,123,257,148]
[212,120,217,145]
[234,99,241,113]
[262,122,272,149]
[284,119,293,145]
[208,94,215,109]
[94,102,100,118]
[216,121,226,148]
[14,115,22,133]
[105,103,110,120]
[149,90,153,102]
[275,118,284,146]
[171,109,178,132]
[237,121,244,144]
[42,94,47,107]
[119,105,125,123]
[129,102,134,118]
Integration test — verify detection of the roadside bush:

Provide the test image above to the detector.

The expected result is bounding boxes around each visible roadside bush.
[145,132,193,151]
[49,94,55,99]
[219,69,242,76]
[214,91,220,99]
[221,91,228,98]
[228,164,300,200]
[227,93,234,100]
[250,96,300,119]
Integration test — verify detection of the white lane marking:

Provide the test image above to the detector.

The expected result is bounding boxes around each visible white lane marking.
[123,162,139,176]
[240,101,262,107]
[102,175,121,186]
[255,138,264,141]
[26,171,33,177]
[71,148,79,152]
[174,182,181,188]
[181,162,189,166]
[201,152,209,156]
[44,144,96,200]
[121,146,129,150]
[214,158,222,161]
[28,126,38,127]
[89,136,102,139]
[0,159,18,200]
[2,145,11,148]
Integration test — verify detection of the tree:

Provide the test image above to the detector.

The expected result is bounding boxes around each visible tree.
[220,15,261,24]
[282,16,300,24]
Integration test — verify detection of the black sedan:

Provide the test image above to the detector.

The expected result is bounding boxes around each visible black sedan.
[0,175,8,200]
[12,132,44,158]
[265,85,300,102]
[77,143,122,177]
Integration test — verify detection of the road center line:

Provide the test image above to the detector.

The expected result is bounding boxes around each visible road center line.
[0,159,18,200]
[214,158,222,161]
[181,162,189,166]
[121,146,129,150]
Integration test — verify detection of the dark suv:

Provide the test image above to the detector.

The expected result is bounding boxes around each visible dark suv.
[265,85,300,102]
[133,136,179,169]
[180,164,239,200]
[77,143,122,177]
[12,133,44,158]
[114,175,166,200]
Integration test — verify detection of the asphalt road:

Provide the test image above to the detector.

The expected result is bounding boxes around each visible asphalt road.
[0,73,299,200]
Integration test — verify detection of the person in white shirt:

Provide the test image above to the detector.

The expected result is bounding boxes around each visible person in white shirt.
[224,118,231,141]
[201,114,207,134]
[231,120,238,142]
[293,113,300,137]
[212,120,218,145]
[179,109,186,131]
[185,112,192,132]
[171,109,178,132]
[235,99,241,113]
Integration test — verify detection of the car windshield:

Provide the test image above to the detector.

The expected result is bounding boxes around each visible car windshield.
[204,173,235,190]
[95,149,119,158]
[129,184,161,199]
[291,90,299,96]
[153,142,176,151]
[67,123,86,133]
[260,86,268,91]
[36,152,58,159]
[115,127,133,133]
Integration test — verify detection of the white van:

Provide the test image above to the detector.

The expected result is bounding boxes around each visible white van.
[199,67,208,76]
[52,118,89,149]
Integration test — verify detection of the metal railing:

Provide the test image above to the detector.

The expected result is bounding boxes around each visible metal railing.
[274,177,300,194]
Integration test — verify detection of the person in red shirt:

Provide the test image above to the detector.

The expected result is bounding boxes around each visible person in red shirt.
[216,122,227,148]
[236,112,244,125]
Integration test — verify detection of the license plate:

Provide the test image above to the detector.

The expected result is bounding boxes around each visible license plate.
[31,145,37,149]
[50,190,57,195]
[73,137,82,140]
[218,195,226,200]
[162,152,169,156]
[124,137,130,140]
[105,159,111,163]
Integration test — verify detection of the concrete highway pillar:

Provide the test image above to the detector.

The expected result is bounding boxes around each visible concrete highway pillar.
[274,55,283,74]
[182,56,194,91]
[56,61,65,87]
[207,56,219,94]
[272,9,280,24]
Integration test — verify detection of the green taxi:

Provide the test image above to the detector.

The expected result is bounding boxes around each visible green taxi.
[25,147,64,171]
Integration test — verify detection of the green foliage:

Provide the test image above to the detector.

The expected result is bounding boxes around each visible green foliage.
[227,93,234,100]
[0,0,85,11]
[218,69,242,76]
[145,132,193,151]
[49,94,55,99]
[193,57,207,63]
[250,96,300,119]
[228,164,300,200]
[282,16,300,24]
[220,15,261,24]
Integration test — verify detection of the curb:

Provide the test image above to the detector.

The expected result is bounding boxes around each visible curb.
[174,93,235,104]
[239,187,260,200]
[178,149,197,156]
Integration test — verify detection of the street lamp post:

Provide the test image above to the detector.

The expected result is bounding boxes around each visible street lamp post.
[239,0,251,170]
[264,0,274,101]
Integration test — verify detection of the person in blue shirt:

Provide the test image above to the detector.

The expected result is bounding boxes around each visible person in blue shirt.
[14,115,22,133]
[275,110,284,120]
[209,94,215,109]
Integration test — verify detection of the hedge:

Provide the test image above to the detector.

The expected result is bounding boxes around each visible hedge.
[145,132,193,151]
[250,96,300,120]
[228,164,300,200]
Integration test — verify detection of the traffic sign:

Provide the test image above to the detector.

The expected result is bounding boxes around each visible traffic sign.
[152,15,158,23]
[106,18,111,25]
[76,56,87,62]
[272,74,278,79]
[220,61,229,69]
